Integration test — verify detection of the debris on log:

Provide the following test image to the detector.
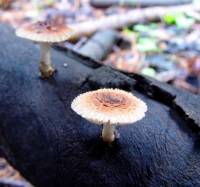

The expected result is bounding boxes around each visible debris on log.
[0,24,200,187]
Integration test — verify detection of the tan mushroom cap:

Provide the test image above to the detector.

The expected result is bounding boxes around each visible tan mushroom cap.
[71,88,147,125]
[16,20,73,43]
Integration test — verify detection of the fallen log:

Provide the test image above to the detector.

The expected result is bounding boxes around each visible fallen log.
[78,30,130,61]
[90,0,192,8]
[78,30,120,61]
[0,24,200,187]
[69,4,200,41]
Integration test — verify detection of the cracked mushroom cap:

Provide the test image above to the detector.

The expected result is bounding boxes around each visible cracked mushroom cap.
[16,20,73,43]
[71,88,147,125]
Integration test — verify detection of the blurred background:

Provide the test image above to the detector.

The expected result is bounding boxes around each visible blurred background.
[0,0,200,94]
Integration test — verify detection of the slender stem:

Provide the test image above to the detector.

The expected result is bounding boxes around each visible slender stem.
[39,43,55,78]
[102,124,116,143]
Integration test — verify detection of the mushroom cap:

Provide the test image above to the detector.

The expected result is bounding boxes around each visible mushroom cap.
[71,88,147,125]
[16,20,73,43]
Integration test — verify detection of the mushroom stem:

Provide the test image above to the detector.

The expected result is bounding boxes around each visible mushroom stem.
[39,43,55,78]
[102,124,116,143]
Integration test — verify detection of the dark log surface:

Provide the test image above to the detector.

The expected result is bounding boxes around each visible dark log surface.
[0,24,200,187]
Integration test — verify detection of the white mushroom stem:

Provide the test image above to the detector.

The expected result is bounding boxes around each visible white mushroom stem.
[39,42,55,78]
[102,124,116,143]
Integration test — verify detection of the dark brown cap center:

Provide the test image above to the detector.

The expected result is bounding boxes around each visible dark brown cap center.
[30,21,59,33]
[94,92,128,108]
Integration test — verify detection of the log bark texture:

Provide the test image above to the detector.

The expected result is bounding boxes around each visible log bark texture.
[0,24,200,187]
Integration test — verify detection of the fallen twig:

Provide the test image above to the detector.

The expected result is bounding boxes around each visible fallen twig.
[69,4,200,41]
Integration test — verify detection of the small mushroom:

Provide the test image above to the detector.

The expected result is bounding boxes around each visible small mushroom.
[16,20,73,78]
[71,88,147,144]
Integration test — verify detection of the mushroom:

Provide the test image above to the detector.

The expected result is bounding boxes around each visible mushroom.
[71,88,147,143]
[16,20,73,78]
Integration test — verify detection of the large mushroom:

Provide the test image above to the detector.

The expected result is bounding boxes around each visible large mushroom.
[16,20,73,78]
[71,88,147,144]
